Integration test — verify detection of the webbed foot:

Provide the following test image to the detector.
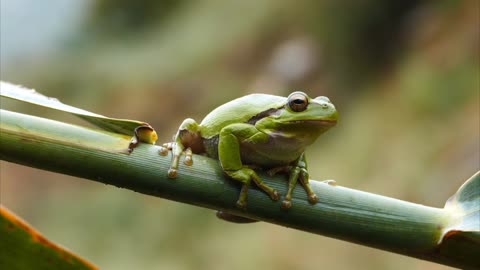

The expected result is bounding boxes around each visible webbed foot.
[158,143,172,156]
[159,142,194,179]
[281,200,292,209]
[226,168,280,210]
[236,200,247,210]
[159,118,201,178]
[272,153,320,210]
[167,168,178,178]
[308,193,319,204]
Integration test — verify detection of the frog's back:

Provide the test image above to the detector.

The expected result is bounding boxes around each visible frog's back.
[200,93,286,138]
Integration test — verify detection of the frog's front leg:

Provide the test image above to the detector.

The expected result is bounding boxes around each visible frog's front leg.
[271,153,319,209]
[219,123,280,209]
[160,118,201,178]
[296,153,319,205]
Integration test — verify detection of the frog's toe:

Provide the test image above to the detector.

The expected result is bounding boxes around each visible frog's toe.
[167,168,178,178]
[271,190,280,201]
[159,147,169,156]
[281,199,292,209]
[308,194,319,204]
[183,148,193,166]
[236,200,247,210]
[184,156,193,166]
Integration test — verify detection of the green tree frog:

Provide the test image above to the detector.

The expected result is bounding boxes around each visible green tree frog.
[160,91,338,210]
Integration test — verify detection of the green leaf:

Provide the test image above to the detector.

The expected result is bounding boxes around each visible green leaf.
[0,81,157,144]
[439,172,480,266]
[444,171,480,233]
[0,206,98,270]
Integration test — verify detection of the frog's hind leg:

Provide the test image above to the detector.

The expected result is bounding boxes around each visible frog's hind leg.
[219,123,280,209]
[227,168,280,209]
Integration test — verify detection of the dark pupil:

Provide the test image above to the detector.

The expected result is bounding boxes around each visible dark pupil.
[293,99,304,104]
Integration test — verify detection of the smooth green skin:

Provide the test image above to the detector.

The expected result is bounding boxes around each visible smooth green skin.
[162,91,338,210]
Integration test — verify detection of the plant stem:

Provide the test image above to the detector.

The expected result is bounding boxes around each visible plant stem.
[0,109,475,269]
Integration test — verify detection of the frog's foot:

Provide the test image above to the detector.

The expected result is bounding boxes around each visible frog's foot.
[235,184,249,210]
[160,141,194,179]
[281,166,319,210]
[183,147,193,166]
[158,142,173,156]
[307,193,319,204]
[281,200,292,209]
[236,200,247,210]
[298,170,319,205]
[161,118,201,179]
[267,165,297,209]
[216,211,258,223]
[167,148,193,178]
[226,168,280,210]
[159,142,192,162]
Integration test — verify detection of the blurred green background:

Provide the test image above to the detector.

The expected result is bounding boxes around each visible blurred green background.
[1,0,478,269]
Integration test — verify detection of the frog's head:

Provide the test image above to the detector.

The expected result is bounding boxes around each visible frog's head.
[282,91,338,123]
[255,91,338,141]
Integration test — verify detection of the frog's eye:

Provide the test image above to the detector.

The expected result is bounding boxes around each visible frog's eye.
[288,92,308,112]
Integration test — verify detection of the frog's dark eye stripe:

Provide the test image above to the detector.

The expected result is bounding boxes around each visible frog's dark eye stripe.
[288,92,308,112]
[247,108,281,124]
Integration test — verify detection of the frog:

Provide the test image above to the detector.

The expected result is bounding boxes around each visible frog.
[160,91,338,210]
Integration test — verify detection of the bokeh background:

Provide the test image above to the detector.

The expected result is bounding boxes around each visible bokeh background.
[1,0,478,269]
